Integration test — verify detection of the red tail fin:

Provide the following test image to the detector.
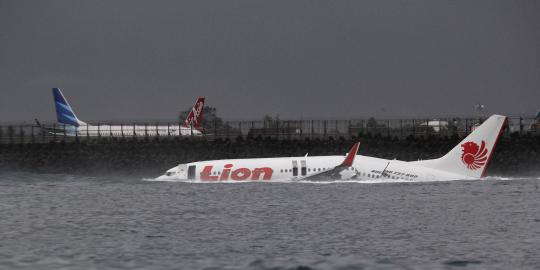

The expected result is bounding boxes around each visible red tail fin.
[183,97,205,130]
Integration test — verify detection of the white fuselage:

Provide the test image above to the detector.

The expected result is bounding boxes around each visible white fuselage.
[156,114,507,182]
[157,155,471,182]
[53,124,203,137]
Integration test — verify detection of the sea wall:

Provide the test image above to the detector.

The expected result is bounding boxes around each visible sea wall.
[0,134,539,178]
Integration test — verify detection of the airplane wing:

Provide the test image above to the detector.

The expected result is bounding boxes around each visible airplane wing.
[35,119,57,134]
[35,119,76,136]
[300,142,360,181]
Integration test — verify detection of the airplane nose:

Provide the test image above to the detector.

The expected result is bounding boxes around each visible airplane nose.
[155,175,169,180]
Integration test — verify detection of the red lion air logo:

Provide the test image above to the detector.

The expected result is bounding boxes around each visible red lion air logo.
[184,98,205,128]
[461,141,489,170]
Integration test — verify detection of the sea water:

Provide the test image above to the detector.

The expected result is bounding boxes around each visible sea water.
[0,171,539,269]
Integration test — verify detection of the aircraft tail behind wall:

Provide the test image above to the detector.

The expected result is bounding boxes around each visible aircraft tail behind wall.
[183,97,205,131]
[52,88,86,127]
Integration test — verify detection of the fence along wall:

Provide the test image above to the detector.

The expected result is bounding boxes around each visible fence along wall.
[0,116,538,144]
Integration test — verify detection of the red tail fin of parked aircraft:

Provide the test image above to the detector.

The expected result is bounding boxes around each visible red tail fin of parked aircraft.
[183,97,205,131]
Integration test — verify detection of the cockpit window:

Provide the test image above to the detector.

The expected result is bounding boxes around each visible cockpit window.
[166,172,173,176]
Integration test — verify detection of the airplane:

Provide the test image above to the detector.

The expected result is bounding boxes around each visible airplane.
[529,108,540,132]
[37,88,205,137]
[156,114,507,182]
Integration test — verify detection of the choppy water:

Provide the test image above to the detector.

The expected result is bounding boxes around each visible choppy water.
[0,171,539,270]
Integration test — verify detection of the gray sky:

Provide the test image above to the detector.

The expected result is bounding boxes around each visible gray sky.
[1,0,539,122]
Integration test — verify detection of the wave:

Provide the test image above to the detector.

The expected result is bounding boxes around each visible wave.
[0,171,88,182]
[0,254,494,270]
[2,170,538,184]
[143,176,540,184]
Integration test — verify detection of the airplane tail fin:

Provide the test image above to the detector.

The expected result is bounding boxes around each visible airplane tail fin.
[52,88,86,127]
[415,115,507,178]
[183,97,205,131]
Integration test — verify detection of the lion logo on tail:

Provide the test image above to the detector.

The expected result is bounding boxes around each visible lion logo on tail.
[461,141,488,170]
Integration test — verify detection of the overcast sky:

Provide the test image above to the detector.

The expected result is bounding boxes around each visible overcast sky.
[0,0,539,123]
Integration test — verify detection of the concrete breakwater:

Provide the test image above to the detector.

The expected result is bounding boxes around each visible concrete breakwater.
[0,134,539,178]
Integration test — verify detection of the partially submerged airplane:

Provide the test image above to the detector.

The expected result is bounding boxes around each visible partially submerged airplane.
[156,114,507,182]
[38,88,205,137]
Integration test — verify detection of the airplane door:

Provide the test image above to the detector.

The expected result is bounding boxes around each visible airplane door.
[301,160,307,176]
[188,165,196,180]
[292,160,298,177]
